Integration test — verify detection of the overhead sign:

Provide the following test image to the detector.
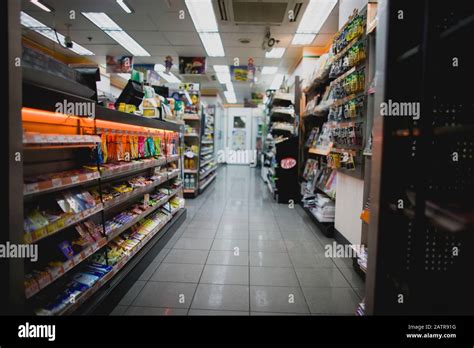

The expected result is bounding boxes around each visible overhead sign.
[179,57,206,74]
[231,66,249,82]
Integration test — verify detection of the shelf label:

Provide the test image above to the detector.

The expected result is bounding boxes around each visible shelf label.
[25,183,39,194]
[51,178,62,187]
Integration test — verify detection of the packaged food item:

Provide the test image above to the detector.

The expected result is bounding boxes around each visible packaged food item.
[58,241,75,260]
[24,209,50,233]
[72,272,100,288]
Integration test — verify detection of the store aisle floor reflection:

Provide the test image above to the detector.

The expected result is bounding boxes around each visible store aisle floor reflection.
[111,165,363,316]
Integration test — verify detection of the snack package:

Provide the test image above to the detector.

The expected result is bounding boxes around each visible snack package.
[138,136,145,158]
[24,209,50,233]
[58,241,75,260]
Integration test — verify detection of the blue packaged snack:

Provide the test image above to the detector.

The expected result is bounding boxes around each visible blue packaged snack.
[72,272,99,288]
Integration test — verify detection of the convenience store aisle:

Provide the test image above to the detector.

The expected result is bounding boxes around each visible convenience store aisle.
[111,166,364,315]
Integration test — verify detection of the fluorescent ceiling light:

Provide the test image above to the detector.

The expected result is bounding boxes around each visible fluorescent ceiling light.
[154,64,166,72]
[292,33,316,45]
[265,48,286,58]
[185,0,224,57]
[158,71,181,83]
[261,66,278,75]
[184,0,219,32]
[82,12,150,56]
[225,82,234,92]
[224,91,237,103]
[21,12,94,55]
[270,73,284,90]
[199,32,225,57]
[216,72,231,84]
[213,65,229,73]
[30,0,53,12]
[116,0,133,14]
[292,0,337,45]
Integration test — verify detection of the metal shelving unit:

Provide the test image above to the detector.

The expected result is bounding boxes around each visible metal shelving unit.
[198,105,217,194]
[14,79,186,315]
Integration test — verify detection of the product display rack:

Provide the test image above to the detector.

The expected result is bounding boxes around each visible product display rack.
[299,7,371,238]
[182,86,202,197]
[261,81,301,204]
[198,105,217,193]
[15,80,187,315]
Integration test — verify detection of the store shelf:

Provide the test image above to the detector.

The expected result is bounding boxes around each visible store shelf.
[24,171,100,197]
[201,148,214,156]
[200,166,217,180]
[183,188,196,194]
[23,203,103,244]
[199,172,217,192]
[183,113,200,121]
[57,208,185,315]
[23,133,101,147]
[308,147,331,156]
[167,169,180,180]
[25,237,108,299]
[201,140,213,145]
[200,158,214,167]
[184,133,199,138]
[270,92,294,105]
[184,169,198,174]
[166,154,180,163]
[106,195,170,241]
[302,206,334,237]
[103,176,167,212]
[101,157,166,181]
[94,106,183,133]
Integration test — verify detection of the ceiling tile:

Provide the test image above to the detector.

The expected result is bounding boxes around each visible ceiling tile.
[163,32,201,46]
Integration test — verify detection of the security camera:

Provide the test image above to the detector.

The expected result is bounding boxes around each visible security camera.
[64,35,73,48]
[262,28,279,52]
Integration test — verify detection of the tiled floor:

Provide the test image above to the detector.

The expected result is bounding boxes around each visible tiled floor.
[110,165,364,316]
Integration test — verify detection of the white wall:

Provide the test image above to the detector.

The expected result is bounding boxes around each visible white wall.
[335,173,365,245]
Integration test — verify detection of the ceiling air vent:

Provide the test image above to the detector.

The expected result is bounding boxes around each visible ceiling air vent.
[218,0,229,21]
[289,2,303,22]
[232,1,288,25]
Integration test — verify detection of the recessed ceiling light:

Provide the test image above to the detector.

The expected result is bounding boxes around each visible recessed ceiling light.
[265,48,285,59]
[238,38,251,44]
[224,91,237,103]
[82,12,150,56]
[262,66,278,75]
[292,0,337,45]
[213,65,229,73]
[30,0,53,12]
[116,0,133,14]
[21,12,94,56]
